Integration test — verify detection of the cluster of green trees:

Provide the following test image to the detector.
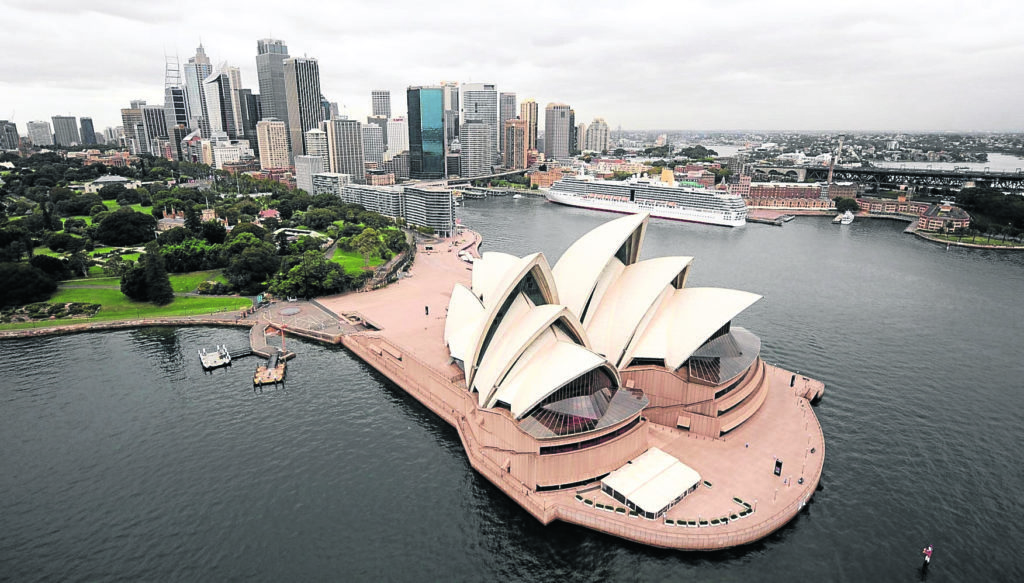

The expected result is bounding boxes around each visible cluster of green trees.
[955,186,1024,233]
[834,198,861,213]
[1,152,413,307]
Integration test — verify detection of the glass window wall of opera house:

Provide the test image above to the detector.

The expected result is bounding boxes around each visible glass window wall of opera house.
[444,212,770,490]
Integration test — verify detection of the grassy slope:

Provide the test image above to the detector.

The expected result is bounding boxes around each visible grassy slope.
[0,288,248,331]
[330,249,383,274]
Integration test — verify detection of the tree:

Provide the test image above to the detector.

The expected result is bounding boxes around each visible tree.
[98,183,128,201]
[269,251,351,298]
[142,241,174,304]
[228,222,268,242]
[351,227,381,267]
[225,245,280,295]
[29,254,70,281]
[120,265,148,301]
[0,263,57,306]
[95,208,157,246]
[201,220,227,245]
[184,205,201,233]
[834,197,860,213]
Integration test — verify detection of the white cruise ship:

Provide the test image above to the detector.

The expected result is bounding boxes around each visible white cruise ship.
[544,172,747,227]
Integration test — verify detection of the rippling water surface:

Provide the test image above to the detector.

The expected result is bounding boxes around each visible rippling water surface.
[3,197,1023,581]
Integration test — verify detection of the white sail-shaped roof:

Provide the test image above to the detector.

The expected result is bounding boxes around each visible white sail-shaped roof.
[552,213,648,320]
[464,253,559,388]
[471,252,521,304]
[626,287,762,369]
[444,284,485,359]
[493,340,611,418]
[584,256,693,367]
[474,304,589,407]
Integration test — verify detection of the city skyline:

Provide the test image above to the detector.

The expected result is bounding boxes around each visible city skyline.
[2,0,1023,133]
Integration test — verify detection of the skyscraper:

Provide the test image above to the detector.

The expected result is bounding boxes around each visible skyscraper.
[236,88,260,144]
[544,103,572,161]
[256,39,289,126]
[294,155,325,194]
[325,117,365,183]
[407,86,445,179]
[79,117,96,146]
[441,81,460,149]
[520,98,538,152]
[183,44,213,137]
[0,120,19,150]
[361,123,385,165]
[385,116,408,156]
[26,121,53,146]
[584,118,610,153]
[576,122,587,155]
[461,83,498,164]
[203,66,239,138]
[499,92,516,155]
[225,66,245,136]
[366,115,388,150]
[120,104,146,154]
[51,116,81,147]
[283,56,322,158]
[142,105,169,155]
[502,118,527,170]
[459,119,490,178]
[304,128,329,169]
[371,90,391,118]
[256,118,289,169]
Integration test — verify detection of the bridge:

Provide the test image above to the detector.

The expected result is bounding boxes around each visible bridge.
[753,165,1024,191]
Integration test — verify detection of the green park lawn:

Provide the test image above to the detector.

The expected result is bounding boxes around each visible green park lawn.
[926,232,1022,247]
[331,249,383,274]
[0,288,249,331]
[168,270,228,293]
[60,276,120,287]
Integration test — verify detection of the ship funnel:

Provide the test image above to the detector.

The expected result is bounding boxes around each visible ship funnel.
[661,167,675,186]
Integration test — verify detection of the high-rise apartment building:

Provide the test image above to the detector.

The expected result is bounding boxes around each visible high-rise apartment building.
[283,57,321,159]
[502,118,527,170]
[142,105,169,153]
[584,118,610,153]
[461,83,498,164]
[385,116,408,156]
[256,118,289,169]
[544,103,574,161]
[361,123,385,165]
[77,117,96,146]
[225,66,245,136]
[256,39,290,127]
[0,120,19,150]
[576,122,587,154]
[51,116,80,147]
[325,117,365,183]
[520,99,538,152]
[304,128,329,169]
[407,86,445,179]
[459,120,491,178]
[294,155,325,194]
[311,172,353,198]
[183,44,213,137]
[403,187,455,237]
[371,90,391,118]
[499,92,516,155]
[26,121,54,146]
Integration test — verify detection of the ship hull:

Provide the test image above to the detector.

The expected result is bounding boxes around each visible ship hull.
[545,190,746,227]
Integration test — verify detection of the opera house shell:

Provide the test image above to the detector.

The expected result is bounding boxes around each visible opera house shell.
[442,212,807,523]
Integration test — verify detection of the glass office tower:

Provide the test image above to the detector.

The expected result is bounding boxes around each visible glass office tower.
[407,86,445,179]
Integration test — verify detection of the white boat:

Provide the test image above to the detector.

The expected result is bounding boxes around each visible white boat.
[840,211,854,225]
[512,194,523,199]
[544,173,746,227]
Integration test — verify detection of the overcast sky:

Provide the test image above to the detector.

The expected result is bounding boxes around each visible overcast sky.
[3,0,1023,133]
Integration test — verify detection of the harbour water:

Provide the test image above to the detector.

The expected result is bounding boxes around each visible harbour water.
[3,197,1023,581]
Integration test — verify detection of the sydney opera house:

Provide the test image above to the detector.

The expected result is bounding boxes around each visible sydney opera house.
[335,211,825,549]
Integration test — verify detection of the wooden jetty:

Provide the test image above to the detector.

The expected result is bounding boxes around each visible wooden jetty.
[253,350,287,386]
